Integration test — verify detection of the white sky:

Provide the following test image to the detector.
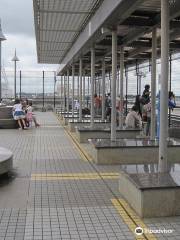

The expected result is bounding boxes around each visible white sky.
[0,0,58,71]
[1,0,180,96]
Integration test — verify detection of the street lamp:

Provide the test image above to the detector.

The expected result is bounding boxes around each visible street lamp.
[135,71,146,95]
[0,19,6,101]
[12,49,19,99]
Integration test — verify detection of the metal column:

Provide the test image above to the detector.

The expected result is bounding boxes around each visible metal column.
[83,70,85,108]
[14,60,17,99]
[169,54,172,127]
[117,68,120,96]
[119,47,124,129]
[150,28,157,140]
[102,58,105,121]
[64,74,66,111]
[42,70,45,108]
[67,69,70,113]
[136,60,139,95]
[109,72,111,93]
[72,65,75,119]
[60,75,63,110]
[0,42,1,100]
[77,75,79,102]
[79,58,83,121]
[20,70,22,99]
[111,31,117,141]
[88,76,90,96]
[125,66,128,116]
[90,47,95,128]
[54,71,56,109]
[159,0,169,173]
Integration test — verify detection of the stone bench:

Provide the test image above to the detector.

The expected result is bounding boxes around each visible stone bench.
[0,147,13,175]
[119,163,180,217]
[76,127,141,143]
[68,120,110,132]
[0,106,13,118]
[89,138,180,165]
[0,119,18,129]
[62,115,101,125]
[169,127,180,138]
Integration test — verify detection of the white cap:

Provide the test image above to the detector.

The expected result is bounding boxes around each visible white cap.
[12,49,19,61]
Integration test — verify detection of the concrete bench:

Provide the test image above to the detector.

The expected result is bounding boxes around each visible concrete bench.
[0,106,18,129]
[0,119,18,129]
[76,127,141,143]
[62,115,101,125]
[0,106,13,118]
[169,127,180,138]
[89,138,180,165]
[0,147,13,175]
[68,120,110,132]
[119,163,180,217]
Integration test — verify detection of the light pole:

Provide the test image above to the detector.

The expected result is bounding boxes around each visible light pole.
[0,20,6,101]
[12,49,19,99]
[135,71,146,95]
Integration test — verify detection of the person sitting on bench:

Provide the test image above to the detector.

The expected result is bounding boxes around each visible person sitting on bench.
[125,105,142,129]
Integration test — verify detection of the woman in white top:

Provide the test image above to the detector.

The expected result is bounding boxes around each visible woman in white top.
[12,99,27,130]
[125,105,142,129]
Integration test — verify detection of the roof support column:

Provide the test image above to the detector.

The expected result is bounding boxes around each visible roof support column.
[117,69,119,96]
[119,47,124,129]
[67,69,70,113]
[63,74,66,111]
[88,76,90,96]
[79,58,83,121]
[102,58,105,121]
[77,75,79,106]
[111,30,117,141]
[60,75,63,111]
[83,70,85,108]
[159,0,169,173]
[72,65,75,119]
[150,28,157,140]
[90,47,95,128]
[125,66,128,116]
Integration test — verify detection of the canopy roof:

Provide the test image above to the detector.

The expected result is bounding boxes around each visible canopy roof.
[33,0,180,75]
[33,0,103,63]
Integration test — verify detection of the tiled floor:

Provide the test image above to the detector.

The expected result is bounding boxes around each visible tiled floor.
[0,112,179,240]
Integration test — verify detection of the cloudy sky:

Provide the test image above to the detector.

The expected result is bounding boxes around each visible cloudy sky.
[1,0,180,96]
[0,0,58,71]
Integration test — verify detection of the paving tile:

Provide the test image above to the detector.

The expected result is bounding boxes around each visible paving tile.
[1,113,180,240]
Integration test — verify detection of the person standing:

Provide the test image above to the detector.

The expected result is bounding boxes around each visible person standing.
[142,84,150,104]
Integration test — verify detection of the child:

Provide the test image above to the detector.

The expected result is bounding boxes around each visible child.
[26,102,33,127]
[13,98,27,130]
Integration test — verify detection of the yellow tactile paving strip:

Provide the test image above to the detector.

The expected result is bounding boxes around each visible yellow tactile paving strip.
[112,199,157,240]
[31,172,119,181]
[56,113,157,240]
[56,114,93,162]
